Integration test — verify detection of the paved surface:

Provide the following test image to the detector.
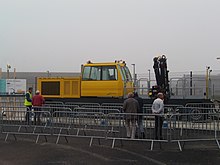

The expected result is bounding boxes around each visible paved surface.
[0,135,220,165]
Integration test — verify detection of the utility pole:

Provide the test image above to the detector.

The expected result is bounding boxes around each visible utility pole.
[131,64,136,86]
[148,69,151,90]
[7,64,11,79]
[206,66,211,99]
[190,71,192,96]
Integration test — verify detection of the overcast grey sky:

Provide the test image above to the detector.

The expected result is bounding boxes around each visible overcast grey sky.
[0,0,220,74]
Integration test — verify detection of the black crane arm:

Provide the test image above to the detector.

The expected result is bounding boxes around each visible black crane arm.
[149,55,170,100]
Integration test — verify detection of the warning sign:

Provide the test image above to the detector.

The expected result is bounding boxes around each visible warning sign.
[0,79,26,94]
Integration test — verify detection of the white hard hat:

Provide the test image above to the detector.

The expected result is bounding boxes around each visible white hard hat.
[36,90,40,94]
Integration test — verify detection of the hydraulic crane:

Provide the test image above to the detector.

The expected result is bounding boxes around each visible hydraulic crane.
[149,55,170,101]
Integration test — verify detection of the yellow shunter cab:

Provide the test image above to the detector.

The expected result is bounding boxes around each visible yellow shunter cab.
[37,60,134,99]
[81,60,134,97]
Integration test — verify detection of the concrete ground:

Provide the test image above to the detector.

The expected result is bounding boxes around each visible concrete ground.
[0,135,220,165]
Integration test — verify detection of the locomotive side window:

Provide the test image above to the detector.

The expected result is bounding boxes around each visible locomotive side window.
[82,66,117,81]
[102,66,117,80]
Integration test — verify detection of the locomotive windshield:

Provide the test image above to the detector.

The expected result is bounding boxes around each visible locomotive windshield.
[118,65,132,82]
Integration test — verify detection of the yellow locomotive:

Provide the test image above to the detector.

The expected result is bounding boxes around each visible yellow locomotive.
[37,61,134,99]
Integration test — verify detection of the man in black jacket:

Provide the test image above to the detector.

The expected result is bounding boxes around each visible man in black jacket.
[134,92,145,139]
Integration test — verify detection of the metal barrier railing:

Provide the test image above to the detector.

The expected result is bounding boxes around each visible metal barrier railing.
[38,106,72,114]
[185,103,216,108]
[0,95,24,108]
[0,108,169,148]
[169,112,220,151]
[43,104,79,111]
[143,104,184,114]
[81,104,123,113]
[173,107,220,122]
[79,106,121,113]
[105,113,169,149]
[101,103,123,107]
[0,101,24,107]
[0,106,220,151]
[45,101,64,105]
[0,108,52,143]
[49,112,169,148]
[51,111,113,145]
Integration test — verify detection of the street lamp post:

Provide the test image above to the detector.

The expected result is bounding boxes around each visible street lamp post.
[205,66,211,99]
[131,64,136,86]
[209,69,212,98]
[47,70,50,77]
[209,69,212,80]
[6,64,11,79]
[148,69,151,90]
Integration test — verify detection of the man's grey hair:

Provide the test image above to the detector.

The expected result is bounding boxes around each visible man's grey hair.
[157,92,164,98]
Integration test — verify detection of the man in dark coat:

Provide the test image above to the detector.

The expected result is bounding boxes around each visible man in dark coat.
[134,92,145,139]
[123,92,139,139]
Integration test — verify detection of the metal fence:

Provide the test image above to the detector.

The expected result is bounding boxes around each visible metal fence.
[0,104,220,151]
[0,107,52,143]
[169,112,220,151]
[44,104,79,111]
[45,101,64,105]
[0,96,24,107]
[143,104,184,114]
[185,103,216,108]
[135,75,220,99]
